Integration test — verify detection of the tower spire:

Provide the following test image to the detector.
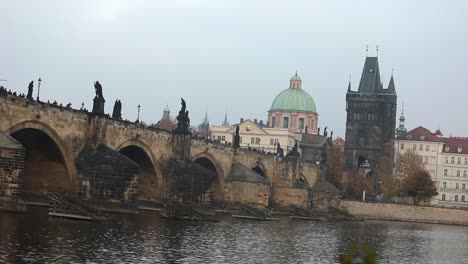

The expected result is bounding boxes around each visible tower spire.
[222,112,229,126]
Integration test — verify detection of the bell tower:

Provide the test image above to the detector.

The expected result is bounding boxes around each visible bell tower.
[344,56,397,196]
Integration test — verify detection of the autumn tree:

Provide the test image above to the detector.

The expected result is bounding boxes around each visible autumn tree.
[343,169,366,200]
[379,159,402,197]
[397,150,438,205]
[327,147,344,190]
[403,169,438,205]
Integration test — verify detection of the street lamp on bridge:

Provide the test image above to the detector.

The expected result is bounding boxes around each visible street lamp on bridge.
[36,78,42,101]
[136,104,141,123]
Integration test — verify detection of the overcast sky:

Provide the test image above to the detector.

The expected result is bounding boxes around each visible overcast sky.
[1,0,468,137]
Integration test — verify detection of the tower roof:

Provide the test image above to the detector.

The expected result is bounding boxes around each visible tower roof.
[387,74,396,94]
[358,57,382,94]
[163,105,170,112]
[290,72,302,81]
[270,74,316,113]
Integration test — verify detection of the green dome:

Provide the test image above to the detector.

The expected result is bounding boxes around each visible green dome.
[163,105,170,112]
[269,88,316,113]
[290,73,301,81]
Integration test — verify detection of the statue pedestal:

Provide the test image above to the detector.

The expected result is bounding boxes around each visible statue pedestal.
[92,97,105,115]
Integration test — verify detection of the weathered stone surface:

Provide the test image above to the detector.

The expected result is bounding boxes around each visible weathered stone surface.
[0,94,337,208]
[75,144,139,200]
[341,200,468,226]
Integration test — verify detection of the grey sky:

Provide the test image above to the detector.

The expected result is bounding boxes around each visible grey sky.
[1,0,468,137]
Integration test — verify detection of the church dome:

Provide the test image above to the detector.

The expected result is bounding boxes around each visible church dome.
[269,73,316,113]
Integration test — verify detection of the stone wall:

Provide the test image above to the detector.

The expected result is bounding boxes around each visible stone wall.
[341,200,468,226]
[224,181,270,207]
[0,147,24,199]
[271,186,309,208]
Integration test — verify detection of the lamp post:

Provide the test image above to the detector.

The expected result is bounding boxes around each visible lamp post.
[36,78,42,101]
[136,104,141,123]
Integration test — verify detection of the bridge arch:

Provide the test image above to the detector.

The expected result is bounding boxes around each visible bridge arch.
[6,120,77,196]
[192,152,225,201]
[251,161,268,179]
[116,138,163,200]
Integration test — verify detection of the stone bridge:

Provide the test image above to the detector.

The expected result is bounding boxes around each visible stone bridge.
[0,94,337,209]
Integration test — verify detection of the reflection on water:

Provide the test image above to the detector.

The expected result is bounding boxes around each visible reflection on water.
[1,207,468,263]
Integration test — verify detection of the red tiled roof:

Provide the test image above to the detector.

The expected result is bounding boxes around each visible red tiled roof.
[397,126,443,142]
[399,126,468,154]
[442,137,468,154]
[332,137,345,146]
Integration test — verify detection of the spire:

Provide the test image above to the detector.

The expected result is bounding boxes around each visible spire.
[387,74,396,94]
[396,101,407,136]
[163,105,170,119]
[347,80,351,92]
[357,57,382,94]
[203,111,209,125]
[222,112,229,126]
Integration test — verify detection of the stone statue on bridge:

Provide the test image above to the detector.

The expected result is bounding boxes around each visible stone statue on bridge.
[26,81,33,99]
[92,81,105,115]
[174,98,191,135]
[94,81,104,99]
[112,99,122,119]
[233,125,240,149]
[286,140,300,158]
[276,142,284,157]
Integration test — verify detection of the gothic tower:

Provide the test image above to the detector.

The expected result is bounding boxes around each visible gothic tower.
[344,56,397,195]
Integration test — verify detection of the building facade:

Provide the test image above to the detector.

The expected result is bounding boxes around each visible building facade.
[212,73,319,154]
[344,56,397,195]
[211,119,298,153]
[267,73,318,134]
[395,126,468,208]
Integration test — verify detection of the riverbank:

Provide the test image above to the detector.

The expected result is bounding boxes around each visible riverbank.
[340,200,468,226]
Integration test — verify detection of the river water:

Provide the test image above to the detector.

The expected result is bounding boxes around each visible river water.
[1,207,467,263]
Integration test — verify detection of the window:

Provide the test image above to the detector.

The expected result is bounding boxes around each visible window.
[445,157,449,163]
[458,157,461,164]
[217,136,222,141]
[456,183,459,189]
[462,195,466,202]
[442,194,446,201]
[463,183,466,190]
[255,138,260,144]
[270,138,278,146]
[283,117,289,128]
[426,145,429,151]
[457,170,461,177]
[419,144,423,151]
[451,157,454,164]
[400,144,404,150]
[443,182,447,188]
[444,169,448,176]
[298,118,305,129]
[221,136,225,141]
[464,170,467,177]
[465,158,468,165]
[251,137,260,144]
[455,195,459,201]
[271,117,276,128]
[251,137,255,144]
[413,144,417,151]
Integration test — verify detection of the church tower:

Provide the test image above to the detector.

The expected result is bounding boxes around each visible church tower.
[344,56,397,195]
